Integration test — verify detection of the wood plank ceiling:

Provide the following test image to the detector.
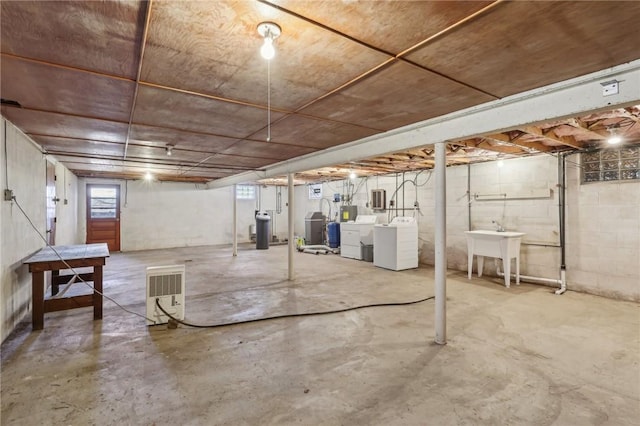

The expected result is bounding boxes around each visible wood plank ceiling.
[1,1,639,183]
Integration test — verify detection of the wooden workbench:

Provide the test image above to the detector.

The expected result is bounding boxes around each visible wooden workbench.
[23,243,110,330]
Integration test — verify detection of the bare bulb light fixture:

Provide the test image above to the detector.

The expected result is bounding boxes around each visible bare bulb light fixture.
[608,135,622,145]
[145,171,152,181]
[257,22,281,60]
[166,146,173,156]
[607,126,622,145]
[257,22,281,142]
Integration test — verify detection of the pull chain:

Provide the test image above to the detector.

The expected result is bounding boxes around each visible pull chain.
[267,59,271,142]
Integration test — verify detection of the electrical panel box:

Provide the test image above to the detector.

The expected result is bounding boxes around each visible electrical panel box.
[340,206,358,222]
[371,189,386,210]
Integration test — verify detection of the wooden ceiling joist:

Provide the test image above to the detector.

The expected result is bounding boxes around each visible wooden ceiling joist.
[555,118,607,142]
[517,126,583,149]
[483,132,555,153]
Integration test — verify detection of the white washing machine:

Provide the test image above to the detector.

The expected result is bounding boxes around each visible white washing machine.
[373,217,418,271]
[340,215,378,260]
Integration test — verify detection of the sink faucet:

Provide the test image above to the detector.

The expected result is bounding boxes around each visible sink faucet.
[492,220,505,232]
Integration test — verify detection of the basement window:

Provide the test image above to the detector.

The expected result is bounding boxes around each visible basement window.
[581,146,640,183]
[236,184,256,200]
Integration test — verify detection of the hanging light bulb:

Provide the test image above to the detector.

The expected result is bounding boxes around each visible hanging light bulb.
[257,22,281,60]
[145,171,152,181]
[607,126,623,144]
[607,135,622,144]
[349,171,357,180]
[260,37,275,60]
[257,22,282,142]
[166,145,173,156]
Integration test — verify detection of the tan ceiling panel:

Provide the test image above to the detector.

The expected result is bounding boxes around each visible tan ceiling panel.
[142,1,390,109]
[406,1,640,97]
[250,114,380,149]
[180,169,236,179]
[124,145,219,164]
[71,168,215,183]
[54,155,192,175]
[1,56,135,122]
[31,136,125,157]
[133,85,285,139]
[270,0,493,54]
[0,1,145,78]
[301,61,494,130]
[1,108,128,143]
[52,155,126,167]
[130,124,240,152]
[219,140,317,160]
[205,154,273,170]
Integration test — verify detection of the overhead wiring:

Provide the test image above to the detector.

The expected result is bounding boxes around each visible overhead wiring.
[11,195,155,323]
[156,295,434,329]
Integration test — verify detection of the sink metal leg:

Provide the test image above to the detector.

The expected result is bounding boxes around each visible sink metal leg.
[503,257,511,288]
[477,256,484,277]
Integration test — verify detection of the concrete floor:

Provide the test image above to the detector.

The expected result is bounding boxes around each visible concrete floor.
[2,244,639,425]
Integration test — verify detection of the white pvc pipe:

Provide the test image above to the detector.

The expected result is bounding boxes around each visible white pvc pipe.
[299,244,338,253]
[495,260,562,285]
[555,269,567,295]
[497,270,561,285]
[303,249,328,255]
[288,173,294,281]
[434,142,447,345]
[232,184,238,256]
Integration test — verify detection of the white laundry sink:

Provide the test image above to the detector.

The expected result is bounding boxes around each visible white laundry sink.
[465,230,526,238]
[465,230,526,287]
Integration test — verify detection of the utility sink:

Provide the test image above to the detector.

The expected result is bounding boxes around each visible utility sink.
[465,230,525,238]
[464,230,526,288]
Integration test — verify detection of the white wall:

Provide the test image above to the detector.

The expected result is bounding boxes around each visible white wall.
[54,163,80,245]
[0,118,80,342]
[565,153,640,300]
[296,155,638,301]
[465,156,561,278]
[78,180,291,251]
[255,185,290,242]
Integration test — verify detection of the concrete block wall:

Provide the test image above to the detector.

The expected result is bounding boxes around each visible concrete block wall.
[299,154,638,301]
[0,118,79,342]
[54,162,81,245]
[77,180,291,251]
[565,153,640,300]
[467,156,561,279]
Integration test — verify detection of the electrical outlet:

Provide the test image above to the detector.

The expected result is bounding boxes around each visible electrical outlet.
[4,189,14,201]
[64,199,68,205]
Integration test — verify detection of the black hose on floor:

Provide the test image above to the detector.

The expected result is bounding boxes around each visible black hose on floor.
[155,296,435,329]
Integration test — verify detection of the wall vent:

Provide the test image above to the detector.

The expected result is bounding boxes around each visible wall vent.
[146,265,185,325]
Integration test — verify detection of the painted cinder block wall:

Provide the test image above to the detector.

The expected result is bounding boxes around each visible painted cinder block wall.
[565,153,640,300]
[0,119,80,342]
[77,180,292,252]
[298,155,638,301]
